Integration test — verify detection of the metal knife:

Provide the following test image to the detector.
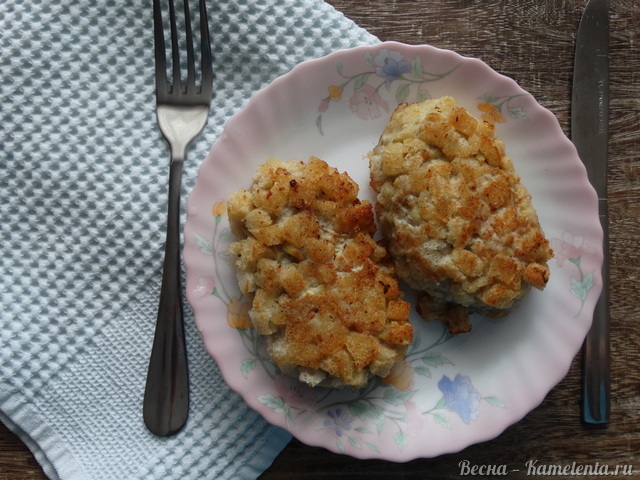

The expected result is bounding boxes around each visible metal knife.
[571,0,610,425]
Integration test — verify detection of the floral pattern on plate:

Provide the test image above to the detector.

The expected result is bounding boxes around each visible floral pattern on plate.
[477,93,528,123]
[550,232,599,315]
[316,48,459,134]
[315,48,530,134]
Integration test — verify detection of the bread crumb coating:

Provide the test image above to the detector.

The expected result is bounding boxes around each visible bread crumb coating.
[369,97,553,333]
[228,156,413,387]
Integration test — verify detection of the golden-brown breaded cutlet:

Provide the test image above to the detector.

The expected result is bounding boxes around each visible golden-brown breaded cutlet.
[369,97,553,333]
[227,156,413,387]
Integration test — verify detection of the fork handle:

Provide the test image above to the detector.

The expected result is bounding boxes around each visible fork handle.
[143,159,189,436]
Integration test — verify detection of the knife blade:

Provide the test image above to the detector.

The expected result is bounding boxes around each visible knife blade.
[571,0,610,425]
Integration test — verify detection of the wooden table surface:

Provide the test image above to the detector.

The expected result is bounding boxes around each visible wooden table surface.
[1,1,638,479]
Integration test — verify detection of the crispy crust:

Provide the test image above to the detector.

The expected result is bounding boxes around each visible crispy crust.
[369,97,553,333]
[227,157,413,387]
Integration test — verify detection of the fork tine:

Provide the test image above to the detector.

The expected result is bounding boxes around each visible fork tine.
[183,0,196,90]
[168,0,182,92]
[199,0,213,96]
[152,0,168,99]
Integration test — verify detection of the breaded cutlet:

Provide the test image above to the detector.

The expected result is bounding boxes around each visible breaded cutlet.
[227,156,413,387]
[369,97,553,333]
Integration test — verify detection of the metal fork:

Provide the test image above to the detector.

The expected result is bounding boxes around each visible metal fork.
[144,0,212,437]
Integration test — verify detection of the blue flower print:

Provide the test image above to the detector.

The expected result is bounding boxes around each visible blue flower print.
[323,408,353,437]
[437,374,480,424]
[374,49,411,89]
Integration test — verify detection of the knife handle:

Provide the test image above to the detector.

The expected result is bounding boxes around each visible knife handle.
[583,204,610,425]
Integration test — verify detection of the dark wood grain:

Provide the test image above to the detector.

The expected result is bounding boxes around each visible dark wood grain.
[0,422,45,480]
[2,1,638,479]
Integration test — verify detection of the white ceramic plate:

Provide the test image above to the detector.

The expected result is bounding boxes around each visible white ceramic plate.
[183,42,603,461]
